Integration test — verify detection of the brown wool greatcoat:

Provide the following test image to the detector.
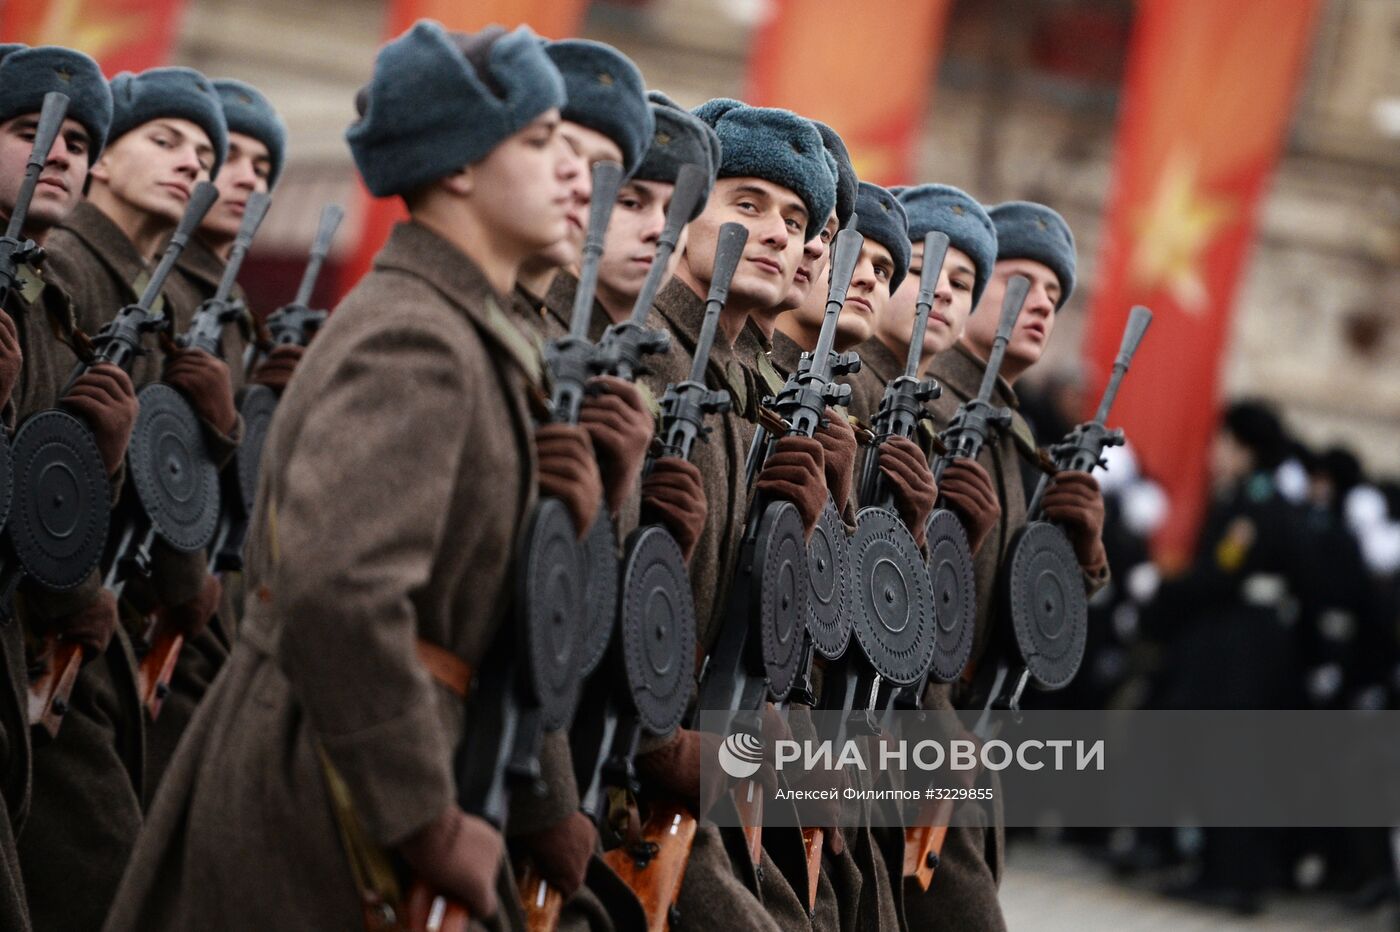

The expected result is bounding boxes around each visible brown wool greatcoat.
[738,322,907,932]
[537,274,798,930]
[901,341,1035,932]
[0,268,55,932]
[138,235,255,805]
[643,279,749,658]
[17,215,158,932]
[636,282,797,930]
[104,221,553,930]
[504,275,654,932]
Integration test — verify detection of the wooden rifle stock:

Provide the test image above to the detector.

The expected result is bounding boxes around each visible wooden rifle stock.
[801,828,823,910]
[404,881,469,932]
[733,778,764,866]
[902,797,955,892]
[137,628,183,719]
[601,801,697,932]
[516,860,565,931]
[27,641,82,738]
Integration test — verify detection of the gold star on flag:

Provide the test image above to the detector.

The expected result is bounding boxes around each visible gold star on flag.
[1128,151,1235,315]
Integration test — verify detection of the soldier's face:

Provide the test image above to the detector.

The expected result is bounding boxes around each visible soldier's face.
[597,178,682,305]
[781,238,891,352]
[962,258,1060,381]
[683,177,807,312]
[0,113,91,234]
[778,211,837,311]
[878,242,976,360]
[534,121,625,270]
[90,118,215,225]
[470,110,574,255]
[202,132,271,242]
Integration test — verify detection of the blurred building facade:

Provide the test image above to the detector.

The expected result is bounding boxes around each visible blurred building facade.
[176,0,1400,478]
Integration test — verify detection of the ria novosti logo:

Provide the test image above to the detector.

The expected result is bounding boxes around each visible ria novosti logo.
[717,732,764,779]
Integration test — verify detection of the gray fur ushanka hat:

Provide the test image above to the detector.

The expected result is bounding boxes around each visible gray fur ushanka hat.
[987,200,1076,308]
[812,121,856,230]
[347,20,565,198]
[690,98,836,241]
[213,79,287,188]
[0,45,114,158]
[633,94,721,222]
[544,39,653,176]
[896,184,997,309]
[108,67,229,178]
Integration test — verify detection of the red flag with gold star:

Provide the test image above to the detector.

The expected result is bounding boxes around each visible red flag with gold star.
[745,0,951,186]
[0,0,186,73]
[1081,0,1321,566]
[341,0,590,296]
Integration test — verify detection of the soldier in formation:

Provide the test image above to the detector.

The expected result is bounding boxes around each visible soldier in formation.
[0,18,1126,932]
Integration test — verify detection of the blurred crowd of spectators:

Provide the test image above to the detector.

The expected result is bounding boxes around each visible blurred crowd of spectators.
[1014,377,1400,917]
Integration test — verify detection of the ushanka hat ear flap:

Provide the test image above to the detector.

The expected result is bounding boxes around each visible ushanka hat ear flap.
[347,19,564,197]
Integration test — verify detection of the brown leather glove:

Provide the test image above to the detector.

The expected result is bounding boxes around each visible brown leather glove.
[250,344,305,394]
[399,807,503,920]
[43,588,119,660]
[1041,470,1108,572]
[755,435,826,537]
[163,348,237,436]
[520,810,598,899]
[536,423,603,539]
[61,363,139,476]
[158,573,222,640]
[0,310,20,410]
[938,458,1001,555]
[635,727,717,811]
[814,407,856,509]
[581,376,654,515]
[878,436,937,548]
[640,457,706,563]
[636,726,778,815]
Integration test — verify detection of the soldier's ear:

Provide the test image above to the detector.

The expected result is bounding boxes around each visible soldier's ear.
[88,149,113,186]
[441,164,474,198]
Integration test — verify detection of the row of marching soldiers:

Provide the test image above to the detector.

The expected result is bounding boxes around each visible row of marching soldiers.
[0,18,1112,932]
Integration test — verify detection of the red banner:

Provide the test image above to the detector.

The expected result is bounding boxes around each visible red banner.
[1081,0,1321,566]
[0,0,186,73]
[342,0,590,297]
[745,0,951,186]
